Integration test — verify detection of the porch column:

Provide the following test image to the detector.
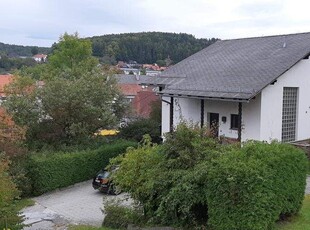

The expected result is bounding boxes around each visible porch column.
[200,99,204,128]
[238,102,242,142]
[170,97,174,132]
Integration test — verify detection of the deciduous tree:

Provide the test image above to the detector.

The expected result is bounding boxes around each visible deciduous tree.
[4,33,126,148]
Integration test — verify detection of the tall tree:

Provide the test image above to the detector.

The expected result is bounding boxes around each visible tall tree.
[4,33,126,148]
[48,32,99,80]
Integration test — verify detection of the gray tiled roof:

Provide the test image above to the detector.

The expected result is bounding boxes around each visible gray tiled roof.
[144,32,310,101]
[114,74,154,84]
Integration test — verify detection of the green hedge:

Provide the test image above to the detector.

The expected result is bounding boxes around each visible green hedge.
[27,140,137,195]
[206,141,308,230]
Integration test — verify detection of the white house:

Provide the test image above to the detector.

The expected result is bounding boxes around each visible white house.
[120,68,141,75]
[33,54,47,63]
[143,32,310,142]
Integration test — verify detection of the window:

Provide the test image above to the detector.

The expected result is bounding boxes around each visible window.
[281,87,298,142]
[230,114,239,130]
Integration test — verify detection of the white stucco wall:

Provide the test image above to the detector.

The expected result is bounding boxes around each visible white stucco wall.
[161,96,171,136]
[242,94,261,141]
[260,59,310,141]
[161,97,201,136]
[174,97,201,125]
[203,100,239,139]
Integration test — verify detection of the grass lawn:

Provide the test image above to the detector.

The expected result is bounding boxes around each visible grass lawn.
[276,195,310,230]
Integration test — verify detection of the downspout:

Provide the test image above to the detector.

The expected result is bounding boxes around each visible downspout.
[201,99,204,128]
[238,102,242,142]
[170,97,174,132]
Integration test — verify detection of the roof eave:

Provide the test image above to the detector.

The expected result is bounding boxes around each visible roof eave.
[158,92,251,103]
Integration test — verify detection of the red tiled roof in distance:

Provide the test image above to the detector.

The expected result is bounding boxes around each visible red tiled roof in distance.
[119,84,153,96]
[33,54,47,59]
[132,91,159,118]
[119,84,142,96]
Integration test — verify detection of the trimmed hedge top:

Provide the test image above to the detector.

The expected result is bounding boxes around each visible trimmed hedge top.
[27,140,137,195]
[206,141,308,230]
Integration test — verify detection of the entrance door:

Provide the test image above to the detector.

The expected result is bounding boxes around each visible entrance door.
[209,113,219,137]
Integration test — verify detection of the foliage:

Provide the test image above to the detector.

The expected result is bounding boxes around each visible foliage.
[112,123,308,229]
[1,32,218,67]
[119,99,162,144]
[69,225,114,230]
[206,141,308,230]
[4,33,127,148]
[103,199,143,229]
[48,32,98,79]
[0,155,20,209]
[111,124,221,227]
[0,154,23,230]
[30,46,39,56]
[276,195,310,230]
[162,123,220,169]
[149,99,161,124]
[16,64,48,80]
[27,73,122,146]
[0,108,26,157]
[90,32,218,64]
[0,42,50,57]
[9,154,33,197]
[110,136,164,207]
[0,54,36,74]
[119,118,162,144]
[0,199,34,230]
[27,140,136,195]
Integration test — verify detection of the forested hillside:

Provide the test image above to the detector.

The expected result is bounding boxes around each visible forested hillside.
[89,32,218,64]
[0,32,218,66]
[0,42,50,57]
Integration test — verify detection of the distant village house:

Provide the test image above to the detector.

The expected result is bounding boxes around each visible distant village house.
[33,54,47,63]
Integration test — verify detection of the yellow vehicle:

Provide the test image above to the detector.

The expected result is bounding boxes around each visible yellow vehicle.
[95,129,119,136]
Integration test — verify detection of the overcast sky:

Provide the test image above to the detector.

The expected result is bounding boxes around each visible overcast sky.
[1,0,310,47]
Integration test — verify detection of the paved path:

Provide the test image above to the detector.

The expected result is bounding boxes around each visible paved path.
[21,180,131,230]
[306,176,310,195]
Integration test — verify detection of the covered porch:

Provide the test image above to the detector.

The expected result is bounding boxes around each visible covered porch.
[161,95,261,142]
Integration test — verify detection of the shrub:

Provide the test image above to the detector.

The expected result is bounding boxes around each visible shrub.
[9,154,33,197]
[112,124,221,227]
[119,118,162,144]
[27,140,137,195]
[0,154,23,230]
[206,141,308,230]
[102,198,143,229]
[112,123,308,229]
[110,136,164,213]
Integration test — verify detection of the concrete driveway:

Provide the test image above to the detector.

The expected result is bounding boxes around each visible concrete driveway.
[21,179,131,230]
